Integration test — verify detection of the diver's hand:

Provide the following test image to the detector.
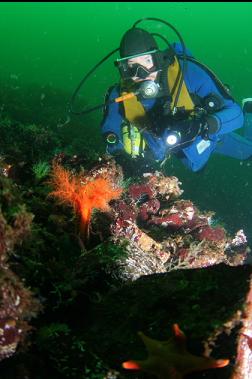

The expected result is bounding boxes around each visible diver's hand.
[141,130,167,161]
[163,118,203,149]
[200,115,220,140]
[141,115,220,160]
[163,116,220,148]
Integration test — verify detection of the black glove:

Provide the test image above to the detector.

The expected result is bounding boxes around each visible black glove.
[163,115,220,149]
[163,118,203,150]
[201,115,220,140]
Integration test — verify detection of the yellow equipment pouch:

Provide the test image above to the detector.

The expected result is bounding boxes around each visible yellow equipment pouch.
[121,91,148,157]
[122,122,145,158]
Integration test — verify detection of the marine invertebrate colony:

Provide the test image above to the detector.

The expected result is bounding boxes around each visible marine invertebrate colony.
[108,171,250,278]
[49,163,123,238]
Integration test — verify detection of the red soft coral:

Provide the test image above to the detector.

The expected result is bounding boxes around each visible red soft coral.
[49,163,122,239]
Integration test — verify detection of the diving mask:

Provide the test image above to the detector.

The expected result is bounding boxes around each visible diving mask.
[114,50,162,80]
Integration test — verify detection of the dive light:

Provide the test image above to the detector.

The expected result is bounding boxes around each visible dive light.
[165,130,181,147]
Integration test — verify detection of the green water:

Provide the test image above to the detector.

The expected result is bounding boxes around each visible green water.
[1,2,252,238]
[1,2,251,98]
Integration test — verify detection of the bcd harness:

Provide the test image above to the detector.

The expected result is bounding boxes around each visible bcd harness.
[121,56,196,157]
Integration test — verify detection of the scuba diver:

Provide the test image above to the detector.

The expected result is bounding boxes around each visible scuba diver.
[70,18,252,173]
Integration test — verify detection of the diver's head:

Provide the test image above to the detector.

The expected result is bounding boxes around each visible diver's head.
[120,28,158,58]
[115,27,162,82]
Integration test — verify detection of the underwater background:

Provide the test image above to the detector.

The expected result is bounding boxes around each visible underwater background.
[1,1,252,239]
[1,3,252,379]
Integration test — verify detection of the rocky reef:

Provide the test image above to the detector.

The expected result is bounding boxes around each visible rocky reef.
[0,83,252,379]
[0,166,41,362]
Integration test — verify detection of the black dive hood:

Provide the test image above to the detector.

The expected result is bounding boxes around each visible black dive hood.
[68,18,188,116]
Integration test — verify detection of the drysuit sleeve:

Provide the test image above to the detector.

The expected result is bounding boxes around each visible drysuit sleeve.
[184,60,244,136]
[100,86,125,154]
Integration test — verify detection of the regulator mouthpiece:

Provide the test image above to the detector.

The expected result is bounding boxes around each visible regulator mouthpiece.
[138,80,160,99]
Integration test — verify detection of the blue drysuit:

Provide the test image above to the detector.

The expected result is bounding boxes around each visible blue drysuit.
[101,43,252,172]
